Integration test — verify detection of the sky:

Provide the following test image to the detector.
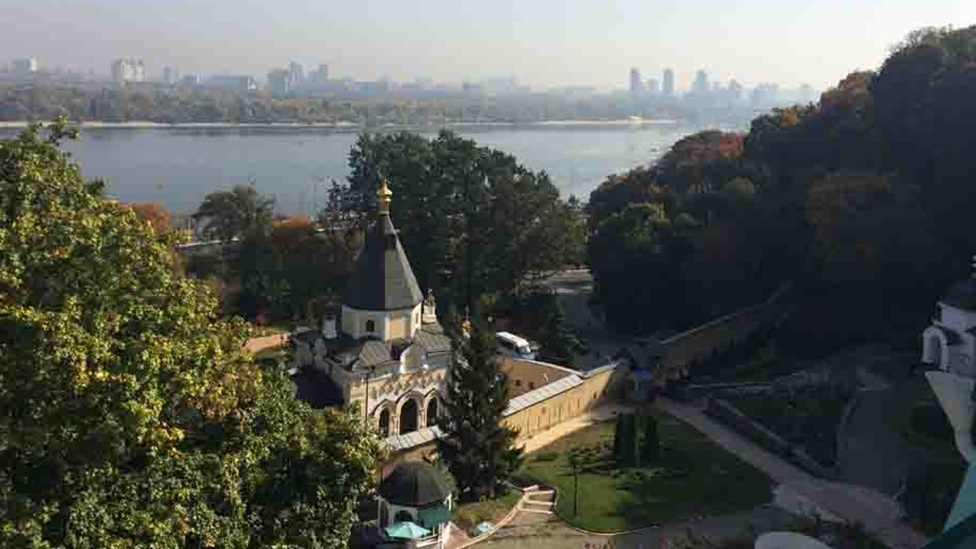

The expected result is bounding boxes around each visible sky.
[1,0,974,91]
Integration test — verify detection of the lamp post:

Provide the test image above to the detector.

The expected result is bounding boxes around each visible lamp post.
[568,449,582,517]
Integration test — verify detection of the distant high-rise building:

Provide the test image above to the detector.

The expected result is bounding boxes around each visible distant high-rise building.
[712,81,722,93]
[12,58,38,75]
[111,58,145,83]
[629,68,643,94]
[727,79,744,101]
[268,68,291,96]
[314,64,329,82]
[288,62,304,89]
[162,66,179,85]
[692,69,709,94]
[646,78,660,94]
[662,68,675,96]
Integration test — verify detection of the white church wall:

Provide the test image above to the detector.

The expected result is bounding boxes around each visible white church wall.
[940,305,976,332]
[341,304,421,340]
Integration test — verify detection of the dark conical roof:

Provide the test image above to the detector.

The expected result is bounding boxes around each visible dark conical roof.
[342,215,423,311]
[378,462,452,507]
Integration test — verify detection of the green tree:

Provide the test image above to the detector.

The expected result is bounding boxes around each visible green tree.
[0,120,381,548]
[640,415,660,465]
[193,184,275,242]
[613,413,639,467]
[538,300,582,366]
[341,130,584,306]
[437,315,523,500]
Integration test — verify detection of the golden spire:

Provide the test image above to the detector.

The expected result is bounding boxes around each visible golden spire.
[377,179,393,216]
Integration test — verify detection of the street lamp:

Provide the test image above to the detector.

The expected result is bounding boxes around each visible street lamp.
[568,449,582,517]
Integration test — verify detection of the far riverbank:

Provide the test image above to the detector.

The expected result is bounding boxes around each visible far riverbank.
[0,118,681,131]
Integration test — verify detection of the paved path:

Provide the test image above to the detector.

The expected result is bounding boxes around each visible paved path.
[478,504,796,549]
[518,403,632,454]
[657,398,929,549]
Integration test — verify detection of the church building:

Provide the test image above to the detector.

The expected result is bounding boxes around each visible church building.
[922,257,976,378]
[291,181,452,438]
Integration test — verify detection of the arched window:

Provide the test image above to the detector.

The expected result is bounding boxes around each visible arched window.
[378,409,390,437]
[365,319,375,333]
[426,398,439,424]
[399,399,418,434]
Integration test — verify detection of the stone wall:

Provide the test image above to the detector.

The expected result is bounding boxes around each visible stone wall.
[501,363,625,444]
[651,283,791,383]
[245,333,289,354]
[499,357,577,397]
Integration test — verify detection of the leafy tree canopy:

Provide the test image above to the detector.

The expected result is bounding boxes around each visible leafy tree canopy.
[0,119,381,548]
[335,130,585,308]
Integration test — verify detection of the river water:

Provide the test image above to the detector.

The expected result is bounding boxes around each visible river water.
[1,121,717,215]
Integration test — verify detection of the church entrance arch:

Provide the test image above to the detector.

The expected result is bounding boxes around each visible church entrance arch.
[399,399,419,434]
[378,408,390,436]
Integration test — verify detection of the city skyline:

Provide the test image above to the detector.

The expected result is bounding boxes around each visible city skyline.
[2,0,974,91]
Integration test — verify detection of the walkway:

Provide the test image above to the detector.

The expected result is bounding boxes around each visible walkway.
[477,503,796,549]
[657,398,930,549]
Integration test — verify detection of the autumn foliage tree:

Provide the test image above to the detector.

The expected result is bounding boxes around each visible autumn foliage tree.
[128,201,172,235]
[0,120,381,548]
[587,25,976,348]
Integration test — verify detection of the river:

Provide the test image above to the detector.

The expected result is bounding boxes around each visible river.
[0,121,721,215]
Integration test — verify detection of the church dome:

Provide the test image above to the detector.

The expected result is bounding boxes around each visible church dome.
[378,462,452,507]
[943,277,976,312]
[341,181,423,312]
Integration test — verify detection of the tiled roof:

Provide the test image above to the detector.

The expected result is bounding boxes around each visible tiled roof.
[358,339,392,367]
[414,329,452,354]
[503,374,584,416]
[584,361,621,378]
[385,425,445,452]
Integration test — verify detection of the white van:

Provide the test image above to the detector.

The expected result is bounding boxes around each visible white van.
[496,331,536,360]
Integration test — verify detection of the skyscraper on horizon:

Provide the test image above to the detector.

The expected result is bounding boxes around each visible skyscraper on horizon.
[646,78,660,95]
[288,61,304,89]
[629,68,643,94]
[12,58,38,75]
[662,68,675,96]
[693,69,710,94]
[162,66,179,85]
[111,58,145,83]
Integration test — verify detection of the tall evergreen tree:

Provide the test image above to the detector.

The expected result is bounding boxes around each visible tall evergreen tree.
[539,301,583,366]
[641,414,661,464]
[437,316,523,500]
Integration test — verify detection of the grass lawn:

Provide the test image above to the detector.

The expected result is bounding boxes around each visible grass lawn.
[452,489,522,532]
[518,412,773,532]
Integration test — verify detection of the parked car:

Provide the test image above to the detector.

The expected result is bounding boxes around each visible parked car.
[496,331,536,360]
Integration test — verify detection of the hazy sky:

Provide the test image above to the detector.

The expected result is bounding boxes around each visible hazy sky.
[2,0,974,91]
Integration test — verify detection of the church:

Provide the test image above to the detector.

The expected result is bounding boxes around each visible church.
[290,180,453,438]
[922,257,976,377]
